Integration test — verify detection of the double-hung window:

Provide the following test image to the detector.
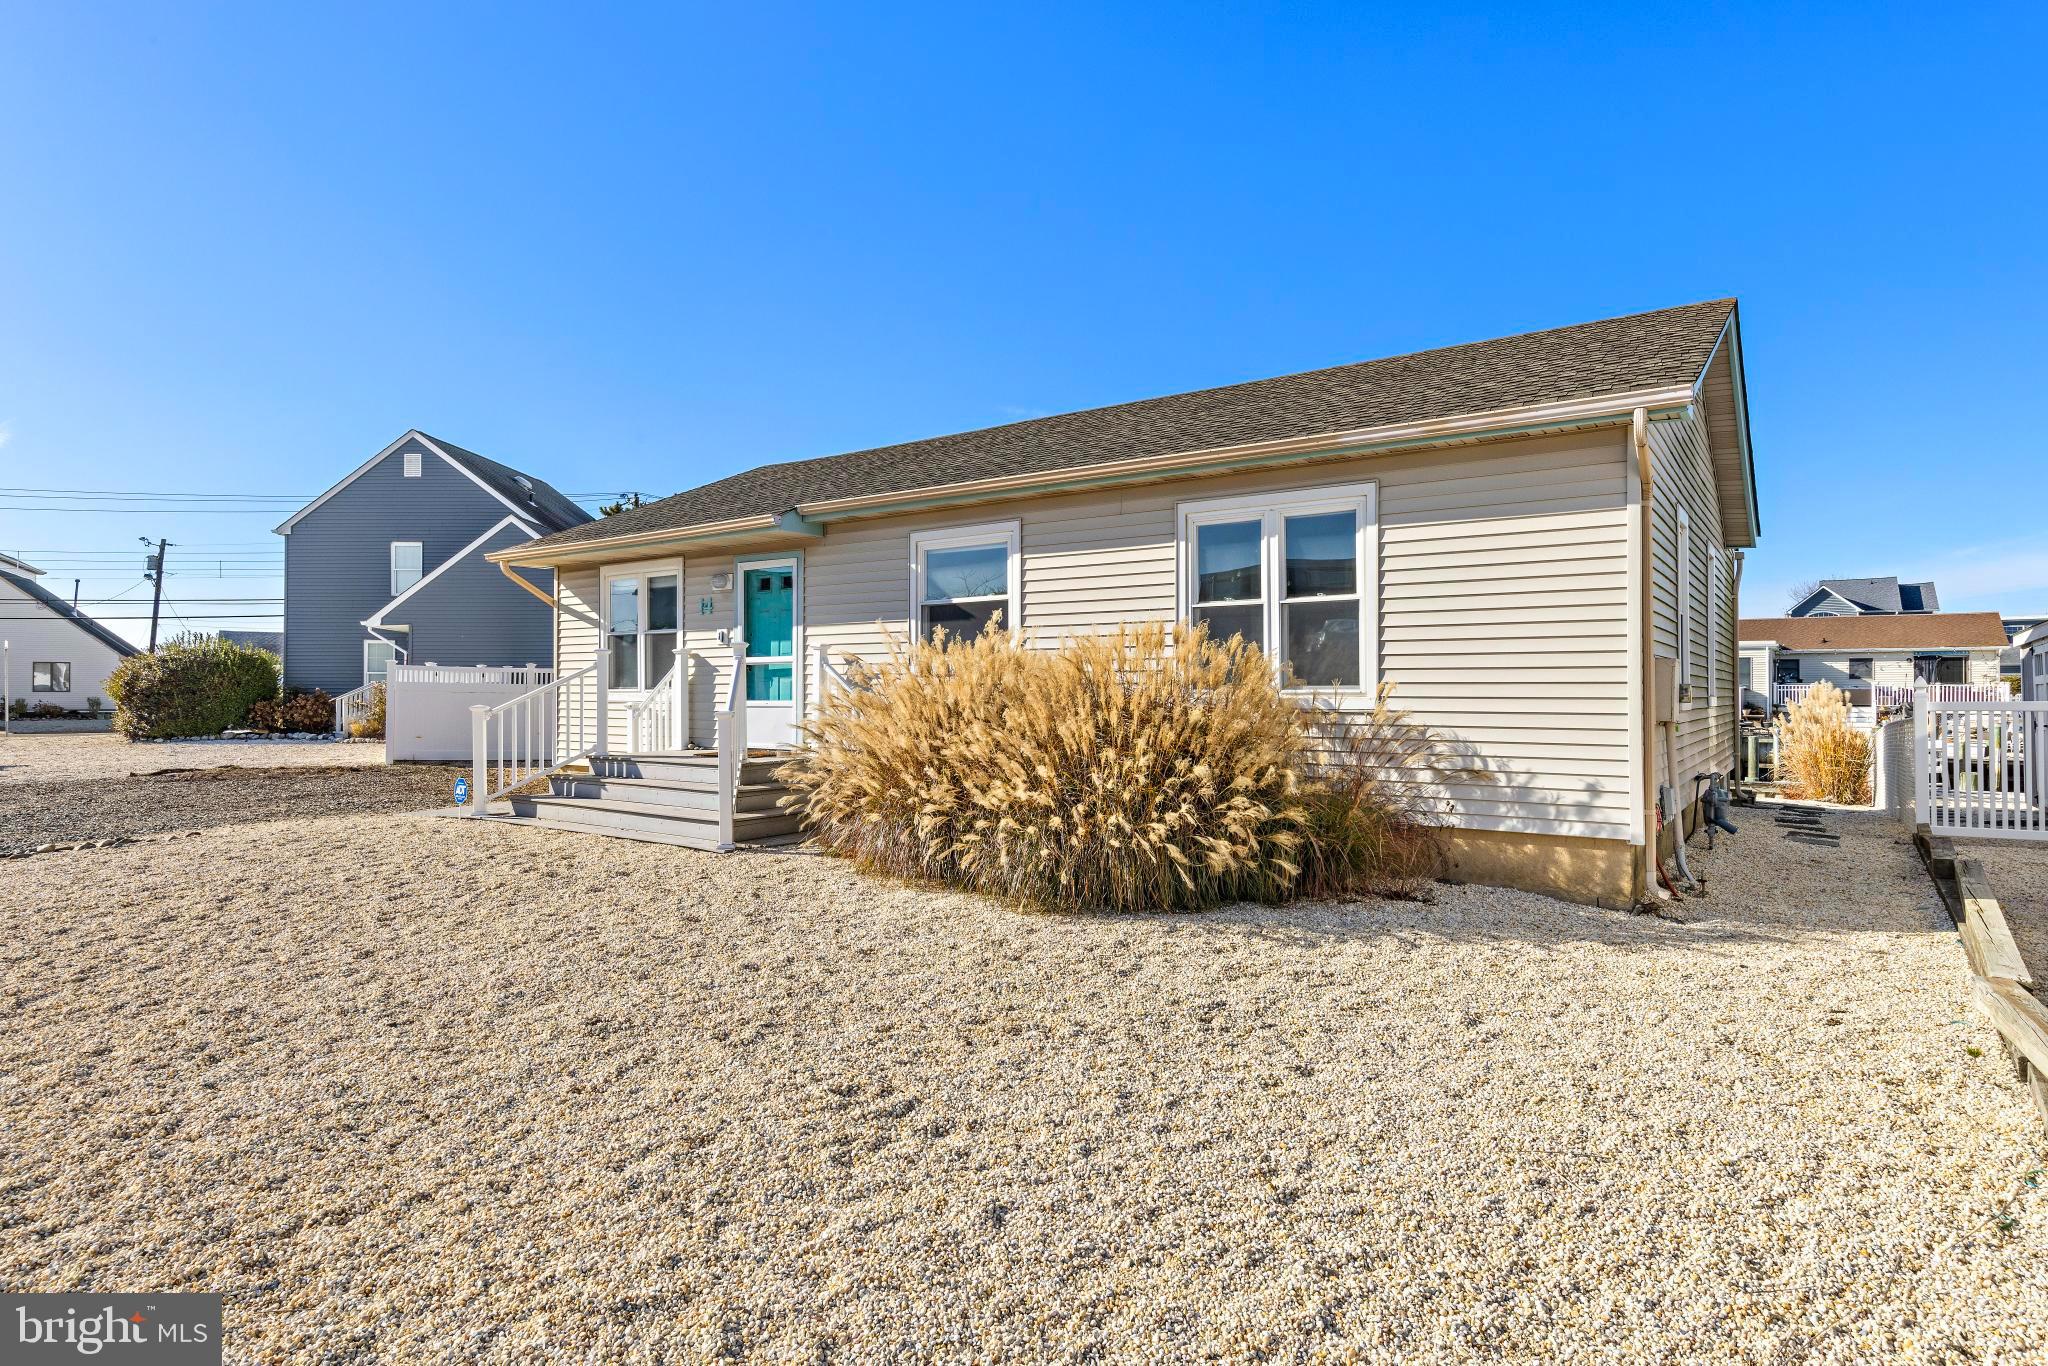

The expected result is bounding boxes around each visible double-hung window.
[390,541,423,596]
[605,567,680,690]
[1178,482,1376,691]
[911,522,1019,644]
[32,661,70,693]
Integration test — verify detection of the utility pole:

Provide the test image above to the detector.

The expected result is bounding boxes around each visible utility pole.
[142,537,171,652]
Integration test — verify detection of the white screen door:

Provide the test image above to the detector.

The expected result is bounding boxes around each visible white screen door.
[736,556,800,747]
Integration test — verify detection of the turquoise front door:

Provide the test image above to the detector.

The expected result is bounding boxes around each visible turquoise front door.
[738,557,799,747]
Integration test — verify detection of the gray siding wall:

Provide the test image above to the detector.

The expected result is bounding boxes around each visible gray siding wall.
[282,436,541,693]
[379,522,557,669]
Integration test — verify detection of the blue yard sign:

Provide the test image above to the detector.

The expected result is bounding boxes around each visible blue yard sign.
[453,776,470,807]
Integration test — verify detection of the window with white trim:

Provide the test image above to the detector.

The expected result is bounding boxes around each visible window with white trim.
[1178,482,1376,691]
[32,661,71,693]
[1676,506,1693,703]
[364,640,396,686]
[911,522,1018,644]
[604,567,680,690]
[402,451,422,477]
[390,541,423,596]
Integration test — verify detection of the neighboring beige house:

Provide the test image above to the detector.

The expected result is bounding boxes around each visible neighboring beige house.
[1739,612,2008,696]
[488,299,1760,907]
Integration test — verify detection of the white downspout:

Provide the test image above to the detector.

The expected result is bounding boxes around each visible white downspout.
[1632,408,1670,900]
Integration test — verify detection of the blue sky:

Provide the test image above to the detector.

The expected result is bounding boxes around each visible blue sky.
[2,2,2043,647]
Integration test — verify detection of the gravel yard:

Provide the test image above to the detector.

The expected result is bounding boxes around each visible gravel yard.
[3,790,2047,1358]
[1954,838,2048,996]
[0,732,456,852]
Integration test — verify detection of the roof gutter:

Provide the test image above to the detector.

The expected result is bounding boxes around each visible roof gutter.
[495,386,1697,567]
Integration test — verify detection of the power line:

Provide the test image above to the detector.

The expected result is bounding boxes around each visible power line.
[0,613,283,621]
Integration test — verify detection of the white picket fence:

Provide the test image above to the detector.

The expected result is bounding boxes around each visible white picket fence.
[387,664,556,762]
[1917,693,2048,840]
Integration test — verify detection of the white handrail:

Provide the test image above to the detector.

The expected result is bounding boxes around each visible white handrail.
[716,642,747,849]
[467,649,607,814]
[812,642,868,708]
[333,683,378,737]
[626,660,684,753]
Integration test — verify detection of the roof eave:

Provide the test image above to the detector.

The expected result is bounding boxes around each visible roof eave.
[512,385,1698,564]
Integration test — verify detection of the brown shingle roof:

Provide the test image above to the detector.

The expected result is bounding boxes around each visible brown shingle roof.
[1738,613,2009,651]
[533,298,1737,551]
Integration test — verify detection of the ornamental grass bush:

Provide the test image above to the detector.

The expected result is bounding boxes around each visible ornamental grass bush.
[780,622,1311,912]
[781,623,1478,911]
[1775,680,1872,804]
[1293,686,1490,900]
[104,633,280,739]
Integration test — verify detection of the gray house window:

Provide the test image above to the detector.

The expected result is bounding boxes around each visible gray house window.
[1847,657,1873,681]
[1738,657,1752,690]
[32,661,71,692]
[402,451,422,477]
[390,542,423,596]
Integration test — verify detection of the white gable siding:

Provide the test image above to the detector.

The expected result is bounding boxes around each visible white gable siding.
[653,427,1635,842]
[0,579,132,709]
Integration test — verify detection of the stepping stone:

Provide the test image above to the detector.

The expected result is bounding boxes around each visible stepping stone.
[1785,833,1840,846]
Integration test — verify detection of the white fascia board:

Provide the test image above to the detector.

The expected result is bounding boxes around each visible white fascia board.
[362,515,540,627]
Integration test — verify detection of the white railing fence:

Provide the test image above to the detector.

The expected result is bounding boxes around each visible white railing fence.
[626,660,686,753]
[392,663,553,688]
[1915,689,2048,840]
[812,642,871,709]
[716,643,748,850]
[1925,682,2010,704]
[333,684,379,736]
[467,650,607,813]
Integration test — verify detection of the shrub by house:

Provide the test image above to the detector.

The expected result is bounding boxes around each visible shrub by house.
[104,633,281,739]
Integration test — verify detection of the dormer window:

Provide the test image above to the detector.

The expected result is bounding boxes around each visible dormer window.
[403,451,422,478]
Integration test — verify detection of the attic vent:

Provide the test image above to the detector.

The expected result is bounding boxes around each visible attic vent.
[403,451,422,478]
[514,474,536,503]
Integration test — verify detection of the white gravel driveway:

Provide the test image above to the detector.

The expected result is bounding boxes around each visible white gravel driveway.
[2,794,2044,1359]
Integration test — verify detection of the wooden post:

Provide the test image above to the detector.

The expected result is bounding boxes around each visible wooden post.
[468,704,489,818]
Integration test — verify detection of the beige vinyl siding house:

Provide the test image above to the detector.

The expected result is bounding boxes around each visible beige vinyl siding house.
[498,300,1760,906]
[1737,612,2008,696]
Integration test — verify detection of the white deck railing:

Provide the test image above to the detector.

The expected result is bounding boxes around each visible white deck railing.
[716,643,747,850]
[392,663,553,688]
[467,651,606,813]
[1775,680,2004,714]
[626,661,685,753]
[333,684,379,736]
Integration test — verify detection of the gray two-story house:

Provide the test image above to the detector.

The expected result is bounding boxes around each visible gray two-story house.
[275,431,594,695]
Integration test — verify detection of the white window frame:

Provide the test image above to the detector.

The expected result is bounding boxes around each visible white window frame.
[1706,545,1721,705]
[908,521,1021,643]
[402,450,422,478]
[363,639,398,686]
[1175,480,1379,696]
[600,558,684,695]
[390,541,424,597]
[1676,506,1694,706]
[31,660,71,693]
